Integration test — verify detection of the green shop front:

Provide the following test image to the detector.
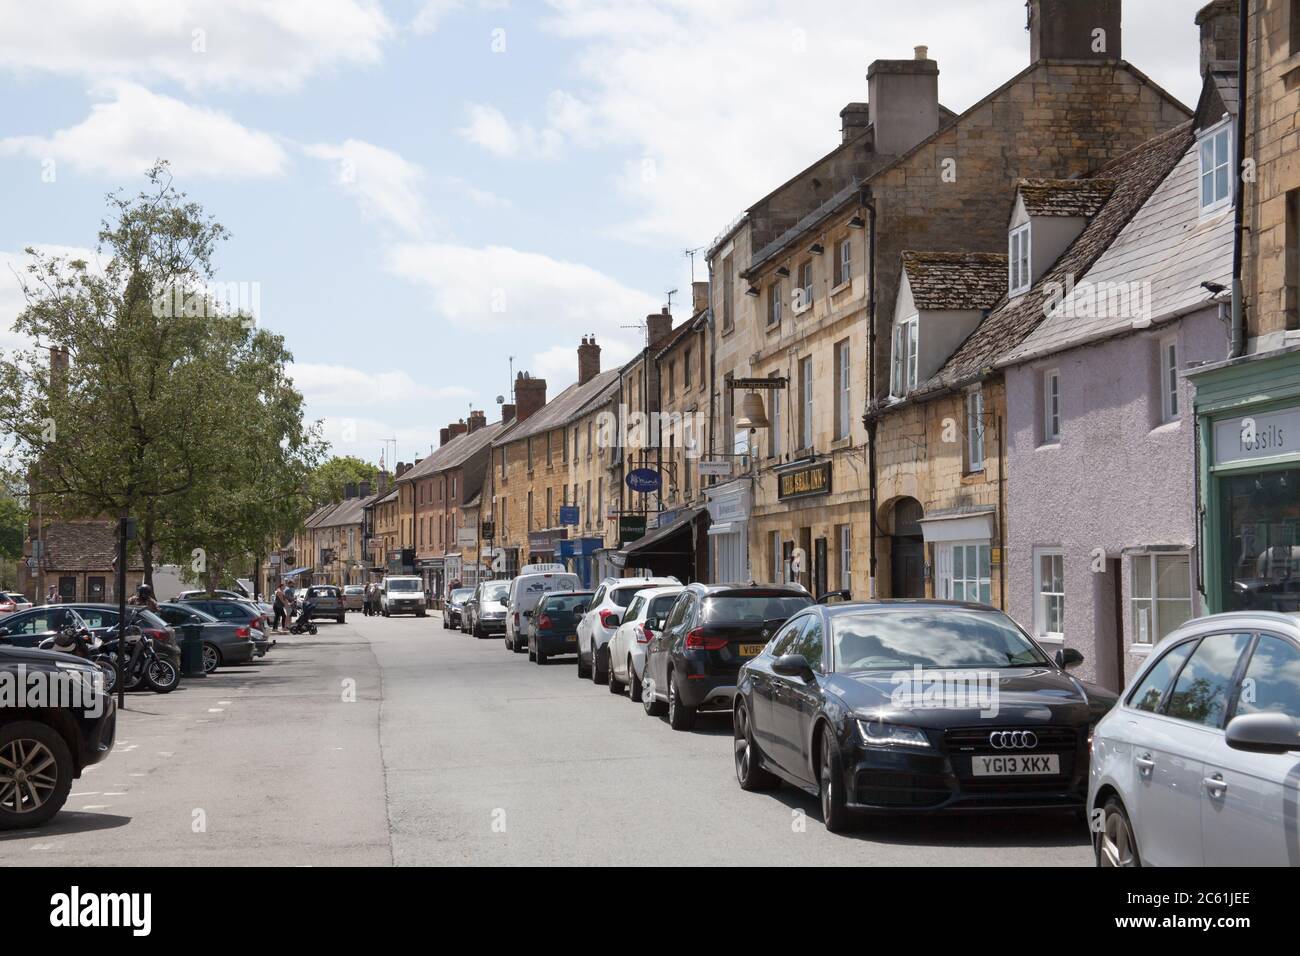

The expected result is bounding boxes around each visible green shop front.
[1191,347,1300,614]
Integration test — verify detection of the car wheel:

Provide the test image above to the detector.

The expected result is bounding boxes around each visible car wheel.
[667,672,695,731]
[512,636,526,654]
[528,641,536,662]
[818,728,852,833]
[337,616,345,624]
[201,642,222,674]
[146,657,180,694]
[628,658,643,703]
[733,699,780,791]
[1095,796,1140,867]
[642,676,666,716]
[608,659,624,695]
[536,647,547,665]
[577,643,592,679]
[593,645,609,686]
[0,721,75,830]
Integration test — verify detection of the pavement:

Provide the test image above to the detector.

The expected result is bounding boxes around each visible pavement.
[1,614,1093,866]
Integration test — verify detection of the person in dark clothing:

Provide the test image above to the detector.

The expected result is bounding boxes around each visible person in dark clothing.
[272,584,288,632]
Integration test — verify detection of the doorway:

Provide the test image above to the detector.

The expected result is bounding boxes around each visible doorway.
[890,498,925,598]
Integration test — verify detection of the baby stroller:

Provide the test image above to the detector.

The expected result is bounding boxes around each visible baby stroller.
[289,595,319,635]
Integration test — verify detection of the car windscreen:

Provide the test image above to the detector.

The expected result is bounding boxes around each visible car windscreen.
[540,593,592,613]
[830,608,1051,672]
[387,580,421,591]
[701,594,812,623]
[450,589,474,601]
[309,587,339,597]
[483,584,510,602]
[648,594,679,619]
[344,586,364,594]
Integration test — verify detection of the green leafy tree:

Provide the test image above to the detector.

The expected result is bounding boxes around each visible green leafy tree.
[308,455,377,507]
[0,495,26,561]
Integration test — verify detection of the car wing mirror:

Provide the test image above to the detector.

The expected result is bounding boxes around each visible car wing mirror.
[1226,713,1300,754]
[772,653,815,682]
[605,614,620,627]
[1055,647,1084,670]
[574,604,587,615]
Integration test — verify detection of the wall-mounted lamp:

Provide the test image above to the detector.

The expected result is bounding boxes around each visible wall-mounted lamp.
[808,243,825,255]
[847,215,866,229]
[745,286,760,297]
[776,266,790,277]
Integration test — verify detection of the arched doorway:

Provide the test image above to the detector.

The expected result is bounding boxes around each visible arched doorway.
[890,498,925,598]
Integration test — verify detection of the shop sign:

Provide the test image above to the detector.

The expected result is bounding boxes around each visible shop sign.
[1214,406,1300,465]
[778,460,832,501]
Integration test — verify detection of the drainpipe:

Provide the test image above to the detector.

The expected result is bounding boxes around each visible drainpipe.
[1230,0,1248,358]
[862,189,880,597]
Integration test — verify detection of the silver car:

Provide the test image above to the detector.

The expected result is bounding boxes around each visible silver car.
[1088,611,1300,866]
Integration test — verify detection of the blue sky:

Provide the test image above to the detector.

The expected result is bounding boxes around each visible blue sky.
[0,0,1209,468]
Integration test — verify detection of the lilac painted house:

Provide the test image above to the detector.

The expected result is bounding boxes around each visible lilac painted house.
[997,67,1237,690]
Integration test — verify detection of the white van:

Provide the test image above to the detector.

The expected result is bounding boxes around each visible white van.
[505,570,580,652]
[381,575,427,617]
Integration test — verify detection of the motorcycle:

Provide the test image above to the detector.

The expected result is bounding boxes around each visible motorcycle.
[94,609,181,694]
[289,597,318,636]
[37,613,119,694]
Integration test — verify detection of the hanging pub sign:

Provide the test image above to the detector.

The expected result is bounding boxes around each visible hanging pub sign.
[619,515,647,543]
[778,460,832,501]
[626,468,662,493]
[480,520,495,541]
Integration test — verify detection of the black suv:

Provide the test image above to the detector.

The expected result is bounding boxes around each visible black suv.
[642,583,813,730]
[0,644,117,829]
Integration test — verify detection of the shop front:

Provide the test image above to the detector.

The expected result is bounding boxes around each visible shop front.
[616,507,709,582]
[416,557,443,601]
[1191,349,1300,614]
[559,536,604,588]
[705,479,752,583]
[527,528,568,567]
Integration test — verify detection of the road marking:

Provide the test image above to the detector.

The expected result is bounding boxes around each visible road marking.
[70,792,99,797]
[218,700,231,705]
[158,751,174,757]
[103,791,127,796]
[81,804,109,810]
[207,708,224,713]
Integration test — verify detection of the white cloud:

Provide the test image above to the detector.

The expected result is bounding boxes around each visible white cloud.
[457,102,563,159]
[304,139,429,237]
[290,362,472,409]
[0,0,393,92]
[530,336,638,396]
[412,0,511,35]
[384,242,661,336]
[0,81,288,179]
[314,413,440,466]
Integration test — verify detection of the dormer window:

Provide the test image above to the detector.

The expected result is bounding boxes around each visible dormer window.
[890,315,919,397]
[1199,118,1233,214]
[1008,222,1031,295]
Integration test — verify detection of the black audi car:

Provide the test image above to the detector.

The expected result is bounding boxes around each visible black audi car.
[642,582,814,730]
[0,644,117,829]
[732,600,1118,832]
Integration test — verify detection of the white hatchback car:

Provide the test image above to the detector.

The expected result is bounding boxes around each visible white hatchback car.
[607,586,682,702]
[1088,611,1300,867]
[575,576,679,683]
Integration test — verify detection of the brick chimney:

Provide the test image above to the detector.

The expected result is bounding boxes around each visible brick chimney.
[867,47,940,156]
[647,307,673,348]
[1196,0,1238,78]
[500,403,516,423]
[344,482,357,499]
[692,281,709,313]
[468,409,487,432]
[439,427,451,446]
[378,472,389,494]
[514,373,547,422]
[840,102,871,143]
[48,346,69,394]
[359,480,371,498]
[1029,0,1122,64]
[448,420,468,441]
[396,462,411,478]
[577,335,601,385]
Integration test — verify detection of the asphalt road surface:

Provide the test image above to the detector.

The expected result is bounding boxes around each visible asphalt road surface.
[2,614,1093,866]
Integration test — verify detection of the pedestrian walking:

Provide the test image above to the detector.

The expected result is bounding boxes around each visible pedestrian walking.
[272,583,288,632]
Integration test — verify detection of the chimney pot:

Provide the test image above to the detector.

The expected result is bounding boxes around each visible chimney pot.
[1195,0,1239,78]
[513,373,548,422]
[646,311,673,348]
[468,409,488,433]
[914,45,928,60]
[578,335,602,385]
[500,403,516,423]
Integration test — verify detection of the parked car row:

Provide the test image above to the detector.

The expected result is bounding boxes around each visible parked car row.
[444,573,1300,865]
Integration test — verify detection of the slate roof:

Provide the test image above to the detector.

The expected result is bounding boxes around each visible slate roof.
[1017,179,1116,218]
[908,121,1194,397]
[901,252,1008,311]
[400,420,507,483]
[304,503,340,528]
[42,521,145,571]
[493,368,621,446]
[315,494,377,528]
[1000,135,1233,366]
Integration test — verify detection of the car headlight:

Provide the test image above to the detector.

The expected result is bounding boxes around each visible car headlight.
[855,719,931,749]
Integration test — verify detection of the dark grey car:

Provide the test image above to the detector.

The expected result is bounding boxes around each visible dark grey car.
[157,602,256,673]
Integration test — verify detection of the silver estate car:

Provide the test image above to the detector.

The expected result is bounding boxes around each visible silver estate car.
[1088,612,1300,866]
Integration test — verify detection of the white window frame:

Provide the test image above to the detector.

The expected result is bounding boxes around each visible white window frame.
[943,541,992,606]
[796,261,813,314]
[839,524,852,592]
[1159,336,1179,423]
[771,531,785,584]
[769,371,782,459]
[799,356,814,450]
[835,238,852,286]
[891,316,919,397]
[834,339,851,440]
[965,386,985,473]
[1034,549,1065,641]
[1130,551,1195,646]
[1042,368,1061,444]
[767,280,782,327]
[1009,222,1032,295]
[1198,118,1234,215]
